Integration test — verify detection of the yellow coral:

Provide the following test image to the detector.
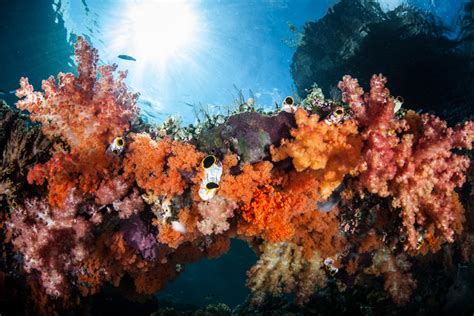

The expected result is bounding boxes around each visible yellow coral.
[271,108,362,198]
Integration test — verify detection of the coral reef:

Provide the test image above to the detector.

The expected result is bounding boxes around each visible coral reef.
[0,37,473,315]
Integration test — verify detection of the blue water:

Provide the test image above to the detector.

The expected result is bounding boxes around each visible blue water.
[0,0,469,310]
[2,0,466,125]
[157,239,257,309]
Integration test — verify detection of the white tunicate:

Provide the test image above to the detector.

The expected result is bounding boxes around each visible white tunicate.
[171,220,187,233]
[199,158,223,201]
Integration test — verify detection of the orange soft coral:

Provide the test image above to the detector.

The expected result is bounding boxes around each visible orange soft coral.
[156,207,200,249]
[271,108,362,199]
[292,209,347,259]
[124,133,203,198]
[219,161,273,204]
[238,185,295,242]
[280,169,320,213]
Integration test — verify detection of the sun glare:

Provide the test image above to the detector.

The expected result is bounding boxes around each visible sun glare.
[116,0,200,65]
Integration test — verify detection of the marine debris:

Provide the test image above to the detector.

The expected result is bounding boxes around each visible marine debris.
[0,37,473,314]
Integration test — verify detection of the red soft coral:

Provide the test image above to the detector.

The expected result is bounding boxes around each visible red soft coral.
[16,37,138,154]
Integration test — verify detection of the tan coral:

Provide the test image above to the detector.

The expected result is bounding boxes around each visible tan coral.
[246,242,327,305]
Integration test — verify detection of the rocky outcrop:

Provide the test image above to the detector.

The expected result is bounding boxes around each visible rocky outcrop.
[195,111,295,163]
[291,0,474,123]
[0,101,51,200]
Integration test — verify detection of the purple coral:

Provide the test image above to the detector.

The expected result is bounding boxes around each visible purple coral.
[120,214,159,261]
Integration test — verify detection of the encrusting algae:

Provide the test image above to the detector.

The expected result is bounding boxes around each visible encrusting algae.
[1,37,473,313]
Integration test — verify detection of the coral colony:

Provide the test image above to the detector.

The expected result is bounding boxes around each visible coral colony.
[1,37,474,311]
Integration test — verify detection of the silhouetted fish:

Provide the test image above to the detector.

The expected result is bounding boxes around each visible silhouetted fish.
[0,89,15,95]
[118,54,136,61]
[317,182,345,212]
[204,293,218,300]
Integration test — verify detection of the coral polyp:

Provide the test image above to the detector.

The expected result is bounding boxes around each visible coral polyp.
[1,37,473,313]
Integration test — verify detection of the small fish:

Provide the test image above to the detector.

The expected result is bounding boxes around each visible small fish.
[393,96,403,113]
[317,194,340,212]
[317,182,345,212]
[118,54,137,61]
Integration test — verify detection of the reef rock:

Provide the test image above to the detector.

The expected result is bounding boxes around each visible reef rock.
[0,101,51,199]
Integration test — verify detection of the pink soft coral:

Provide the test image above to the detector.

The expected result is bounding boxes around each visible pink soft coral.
[16,37,138,154]
[8,192,91,297]
[339,74,474,249]
[196,196,237,235]
[18,37,139,207]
